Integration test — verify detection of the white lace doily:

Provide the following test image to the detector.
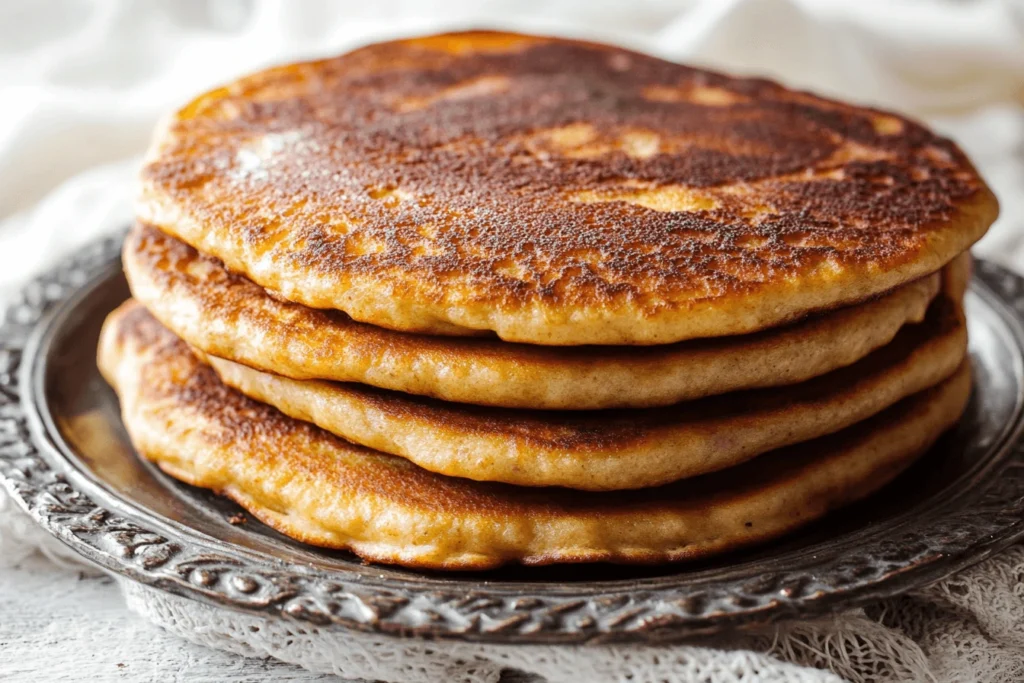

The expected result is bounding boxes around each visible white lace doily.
[3,488,1023,683]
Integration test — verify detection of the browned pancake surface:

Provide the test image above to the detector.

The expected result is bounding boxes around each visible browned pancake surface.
[139,31,997,344]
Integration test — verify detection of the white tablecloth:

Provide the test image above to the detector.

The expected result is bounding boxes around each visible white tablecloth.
[1,1,1023,681]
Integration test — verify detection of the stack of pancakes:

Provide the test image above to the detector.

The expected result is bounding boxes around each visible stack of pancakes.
[99,31,998,570]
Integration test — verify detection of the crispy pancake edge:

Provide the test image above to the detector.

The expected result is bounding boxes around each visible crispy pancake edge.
[124,223,951,409]
[201,292,965,490]
[99,302,971,569]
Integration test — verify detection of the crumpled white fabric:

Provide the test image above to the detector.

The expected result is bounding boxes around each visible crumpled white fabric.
[1,1,1023,681]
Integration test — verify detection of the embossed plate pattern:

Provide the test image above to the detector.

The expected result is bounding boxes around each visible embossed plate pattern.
[1,233,1024,644]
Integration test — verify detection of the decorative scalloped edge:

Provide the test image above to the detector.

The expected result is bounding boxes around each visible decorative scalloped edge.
[1,238,1024,644]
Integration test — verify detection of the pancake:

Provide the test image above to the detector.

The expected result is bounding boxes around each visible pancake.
[114,289,963,490]
[137,31,997,345]
[125,223,946,410]
[204,295,964,489]
[98,301,972,569]
[942,251,972,301]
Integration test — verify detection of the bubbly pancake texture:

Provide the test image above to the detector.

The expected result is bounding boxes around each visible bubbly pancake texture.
[99,301,971,569]
[125,223,944,409]
[201,295,965,489]
[138,31,997,344]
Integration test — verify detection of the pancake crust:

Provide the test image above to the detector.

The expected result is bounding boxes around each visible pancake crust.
[98,301,972,569]
[138,31,997,345]
[125,223,945,409]
[201,295,965,490]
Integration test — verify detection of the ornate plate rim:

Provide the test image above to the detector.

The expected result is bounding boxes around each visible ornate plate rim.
[2,233,1024,644]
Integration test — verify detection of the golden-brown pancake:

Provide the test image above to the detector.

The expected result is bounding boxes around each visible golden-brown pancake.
[138,31,997,345]
[125,223,946,410]
[198,295,965,490]
[98,301,972,570]
[942,251,973,301]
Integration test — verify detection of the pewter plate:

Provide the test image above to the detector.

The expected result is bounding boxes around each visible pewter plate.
[2,234,1024,645]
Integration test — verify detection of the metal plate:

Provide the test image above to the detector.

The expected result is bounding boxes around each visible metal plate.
[2,233,1024,644]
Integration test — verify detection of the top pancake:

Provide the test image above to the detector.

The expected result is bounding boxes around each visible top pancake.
[138,31,998,345]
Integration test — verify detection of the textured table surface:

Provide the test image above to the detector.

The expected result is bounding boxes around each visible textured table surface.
[0,551,535,682]
[0,556,343,682]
